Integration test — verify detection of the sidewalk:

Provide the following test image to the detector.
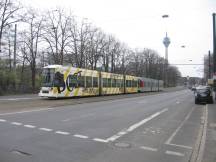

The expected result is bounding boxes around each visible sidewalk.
[202,102,216,162]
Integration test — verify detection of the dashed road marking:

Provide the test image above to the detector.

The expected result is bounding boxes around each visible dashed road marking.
[176,101,180,104]
[140,146,158,152]
[24,125,36,128]
[0,97,36,101]
[0,108,54,116]
[39,128,53,132]
[93,138,108,143]
[165,150,185,157]
[55,131,70,135]
[73,134,89,139]
[0,119,6,122]
[11,122,22,126]
[166,143,192,149]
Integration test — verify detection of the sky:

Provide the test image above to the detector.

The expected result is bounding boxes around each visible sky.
[20,0,216,77]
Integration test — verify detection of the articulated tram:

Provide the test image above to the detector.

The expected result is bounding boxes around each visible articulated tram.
[39,65,163,98]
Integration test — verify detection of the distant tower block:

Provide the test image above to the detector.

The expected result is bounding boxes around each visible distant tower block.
[163,32,171,64]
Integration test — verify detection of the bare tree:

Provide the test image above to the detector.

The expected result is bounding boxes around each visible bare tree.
[19,9,44,92]
[86,28,107,70]
[43,9,71,65]
[68,19,93,68]
[0,0,22,52]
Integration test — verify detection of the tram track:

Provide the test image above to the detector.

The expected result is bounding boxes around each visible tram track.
[0,86,185,114]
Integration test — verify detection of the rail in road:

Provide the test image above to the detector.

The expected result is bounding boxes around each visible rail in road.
[0,89,207,162]
[0,86,185,114]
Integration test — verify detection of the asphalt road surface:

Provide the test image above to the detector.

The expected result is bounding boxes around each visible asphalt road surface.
[0,89,205,162]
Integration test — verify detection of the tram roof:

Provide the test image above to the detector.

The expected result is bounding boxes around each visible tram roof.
[43,65,63,69]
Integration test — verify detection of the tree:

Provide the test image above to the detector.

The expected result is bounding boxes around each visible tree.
[0,0,22,53]
[86,28,106,70]
[43,9,71,65]
[19,9,44,92]
[68,19,92,68]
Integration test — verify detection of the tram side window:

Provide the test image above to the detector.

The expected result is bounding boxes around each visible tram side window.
[116,79,121,87]
[121,79,124,87]
[78,76,85,87]
[54,72,65,87]
[133,80,138,87]
[93,77,98,87]
[126,80,131,87]
[103,78,107,87]
[131,80,135,87]
[108,78,111,87]
[112,79,116,87]
[68,75,77,87]
[86,76,92,87]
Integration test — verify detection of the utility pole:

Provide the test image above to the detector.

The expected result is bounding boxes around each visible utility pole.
[212,13,216,95]
[213,13,216,76]
[209,50,211,79]
[13,24,17,69]
[13,24,17,91]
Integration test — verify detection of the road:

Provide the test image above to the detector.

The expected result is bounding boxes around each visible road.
[0,89,205,162]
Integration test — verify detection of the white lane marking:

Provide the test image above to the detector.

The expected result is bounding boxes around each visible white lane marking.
[0,119,6,122]
[165,107,194,145]
[55,131,70,135]
[127,108,168,132]
[39,128,53,132]
[11,122,22,126]
[0,108,54,116]
[73,134,89,139]
[166,143,192,149]
[62,113,95,122]
[93,138,108,143]
[165,150,185,157]
[176,101,180,104]
[0,97,36,101]
[118,131,127,135]
[106,108,168,142]
[140,146,158,152]
[24,125,36,128]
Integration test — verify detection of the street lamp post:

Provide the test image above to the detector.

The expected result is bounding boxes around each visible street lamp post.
[13,24,17,70]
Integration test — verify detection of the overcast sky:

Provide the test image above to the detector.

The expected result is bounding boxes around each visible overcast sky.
[21,0,216,77]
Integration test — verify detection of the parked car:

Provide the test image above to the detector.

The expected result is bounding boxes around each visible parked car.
[191,86,196,91]
[194,86,213,104]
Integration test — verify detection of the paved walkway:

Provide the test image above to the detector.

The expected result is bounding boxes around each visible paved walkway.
[202,100,216,162]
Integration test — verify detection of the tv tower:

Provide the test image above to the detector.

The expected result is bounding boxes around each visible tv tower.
[163,32,171,64]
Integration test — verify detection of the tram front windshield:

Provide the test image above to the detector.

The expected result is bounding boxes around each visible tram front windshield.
[42,68,55,87]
